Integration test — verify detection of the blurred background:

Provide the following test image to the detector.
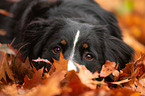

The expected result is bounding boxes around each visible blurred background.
[96,0,145,59]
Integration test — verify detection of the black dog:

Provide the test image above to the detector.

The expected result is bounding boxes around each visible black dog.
[0,0,134,78]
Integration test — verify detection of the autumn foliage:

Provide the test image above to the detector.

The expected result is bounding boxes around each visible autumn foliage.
[0,43,145,96]
[0,0,145,96]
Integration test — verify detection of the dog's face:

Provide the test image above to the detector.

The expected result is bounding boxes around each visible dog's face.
[40,19,103,73]
[27,18,133,73]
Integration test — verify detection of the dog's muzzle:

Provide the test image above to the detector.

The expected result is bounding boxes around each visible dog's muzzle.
[67,60,78,71]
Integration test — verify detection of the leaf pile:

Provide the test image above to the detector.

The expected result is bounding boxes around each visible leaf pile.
[0,44,145,96]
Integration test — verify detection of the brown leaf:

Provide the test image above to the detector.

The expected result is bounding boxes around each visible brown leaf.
[9,56,34,84]
[23,67,44,89]
[0,52,14,82]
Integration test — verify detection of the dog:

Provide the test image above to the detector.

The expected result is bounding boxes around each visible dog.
[0,0,134,80]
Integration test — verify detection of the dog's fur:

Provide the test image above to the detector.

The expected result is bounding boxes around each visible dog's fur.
[0,0,134,77]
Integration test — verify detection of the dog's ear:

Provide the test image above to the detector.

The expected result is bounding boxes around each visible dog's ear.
[103,33,134,69]
[104,11,122,40]
[20,0,62,28]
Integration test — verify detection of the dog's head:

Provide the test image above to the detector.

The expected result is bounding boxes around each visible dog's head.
[12,1,134,76]
[20,18,134,74]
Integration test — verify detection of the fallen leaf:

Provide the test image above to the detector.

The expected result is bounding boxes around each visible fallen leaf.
[111,88,140,96]
[8,56,34,84]
[0,29,7,36]
[2,84,20,96]
[0,44,15,55]
[34,71,66,96]
[75,63,100,89]
[135,82,145,95]
[23,67,44,89]
[64,70,91,96]
[111,78,131,85]
[100,61,116,77]
[49,52,69,75]
[0,9,14,18]
[0,52,14,82]
[23,71,65,96]
[139,78,145,87]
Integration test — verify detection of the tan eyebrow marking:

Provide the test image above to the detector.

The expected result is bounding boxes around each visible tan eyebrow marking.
[83,43,89,49]
[61,39,67,45]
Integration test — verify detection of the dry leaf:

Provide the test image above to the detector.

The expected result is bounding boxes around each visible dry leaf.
[64,70,91,96]
[0,52,14,82]
[135,82,145,95]
[49,52,69,75]
[0,44,15,55]
[75,63,101,89]
[111,78,131,85]
[2,84,20,96]
[33,71,65,96]
[139,78,145,87]
[100,61,116,77]
[26,71,65,96]
[23,67,44,89]
[0,29,7,36]
[0,9,14,18]
[8,56,34,84]
[111,88,140,96]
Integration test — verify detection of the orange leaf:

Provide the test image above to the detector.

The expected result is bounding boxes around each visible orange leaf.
[65,70,91,95]
[0,9,14,18]
[100,61,116,77]
[111,88,140,96]
[0,29,6,36]
[2,71,65,96]
[35,71,66,96]
[75,63,101,89]
[49,52,69,75]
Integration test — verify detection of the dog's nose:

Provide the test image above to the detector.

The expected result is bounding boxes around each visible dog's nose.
[67,59,78,71]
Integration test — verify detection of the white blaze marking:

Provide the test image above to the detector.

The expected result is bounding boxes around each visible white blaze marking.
[68,30,80,71]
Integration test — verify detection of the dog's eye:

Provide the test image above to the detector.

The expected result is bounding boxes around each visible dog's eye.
[53,46,61,54]
[85,53,94,61]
